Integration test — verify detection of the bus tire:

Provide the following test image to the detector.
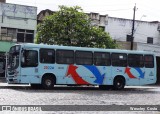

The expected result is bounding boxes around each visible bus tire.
[42,75,55,90]
[113,76,125,90]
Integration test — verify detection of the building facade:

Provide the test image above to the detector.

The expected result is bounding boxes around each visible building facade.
[0,2,37,76]
[106,17,160,56]
[37,10,107,28]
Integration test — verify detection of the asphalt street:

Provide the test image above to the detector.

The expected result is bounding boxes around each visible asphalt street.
[0,83,159,114]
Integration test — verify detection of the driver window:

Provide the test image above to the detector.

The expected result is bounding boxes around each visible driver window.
[22,50,38,67]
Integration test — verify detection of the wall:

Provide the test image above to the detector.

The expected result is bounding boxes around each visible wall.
[137,43,160,56]
[116,41,137,50]
[0,3,37,30]
[105,17,160,45]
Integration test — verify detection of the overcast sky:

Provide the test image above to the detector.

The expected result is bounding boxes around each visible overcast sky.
[6,0,160,21]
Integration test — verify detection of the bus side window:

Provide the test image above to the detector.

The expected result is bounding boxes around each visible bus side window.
[40,49,55,64]
[111,53,127,67]
[144,55,154,68]
[56,50,74,64]
[75,51,93,65]
[94,52,110,66]
[128,54,144,67]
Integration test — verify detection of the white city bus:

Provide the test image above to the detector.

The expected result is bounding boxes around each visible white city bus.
[6,43,157,90]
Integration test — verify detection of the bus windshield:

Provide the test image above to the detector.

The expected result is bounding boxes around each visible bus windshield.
[8,45,21,71]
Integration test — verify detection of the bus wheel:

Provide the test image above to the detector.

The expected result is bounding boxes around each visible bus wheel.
[113,77,125,90]
[42,76,55,90]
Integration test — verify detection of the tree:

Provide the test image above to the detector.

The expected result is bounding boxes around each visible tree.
[36,5,118,48]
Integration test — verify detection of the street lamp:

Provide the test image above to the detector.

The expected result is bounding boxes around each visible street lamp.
[140,15,146,20]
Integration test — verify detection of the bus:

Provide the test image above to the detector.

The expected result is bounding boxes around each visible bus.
[6,43,157,90]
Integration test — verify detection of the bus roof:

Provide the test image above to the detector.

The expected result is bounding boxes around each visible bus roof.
[15,43,155,55]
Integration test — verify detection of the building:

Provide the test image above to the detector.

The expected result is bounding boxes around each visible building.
[106,17,160,53]
[37,9,107,29]
[0,2,37,76]
[87,12,107,31]
[37,9,55,24]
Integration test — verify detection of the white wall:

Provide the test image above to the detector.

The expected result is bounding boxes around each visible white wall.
[0,3,37,30]
[137,43,160,56]
[105,17,160,45]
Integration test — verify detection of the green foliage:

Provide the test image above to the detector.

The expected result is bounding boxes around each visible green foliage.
[36,5,118,48]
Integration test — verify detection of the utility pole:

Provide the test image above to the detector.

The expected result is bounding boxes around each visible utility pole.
[130,4,136,50]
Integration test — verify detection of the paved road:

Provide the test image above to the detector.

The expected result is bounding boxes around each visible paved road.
[0,83,159,113]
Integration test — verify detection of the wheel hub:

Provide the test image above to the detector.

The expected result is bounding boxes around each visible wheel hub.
[46,79,51,86]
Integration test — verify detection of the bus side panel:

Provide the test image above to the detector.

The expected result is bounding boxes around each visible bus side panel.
[56,64,77,84]
[140,68,156,85]
[140,55,157,85]
[52,65,112,85]
[20,67,40,84]
[96,66,112,85]
[83,66,112,85]
[111,66,141,86]
[39,64,76,85]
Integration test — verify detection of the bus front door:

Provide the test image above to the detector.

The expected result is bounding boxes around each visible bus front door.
[20,49,40,84]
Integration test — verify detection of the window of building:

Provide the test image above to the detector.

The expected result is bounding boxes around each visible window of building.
[111,53,127,67]
[26,30,34,33]
[17,33,24,42]
[26,34,34,43]
[94,52,110,66]
[7,28,16,39]
[18,29,25,32]
[144,55,154,68]
[126,35,133,42]
[17,29,34,43]
[56,50,74,64]
[99,26,105,31]
[40,49,55,63]
[147,37,153,44]
[1,27,16,41]
[128,54,144,67]
[75,51,93,65]
[1,27,7,35]
[1,27,34,42]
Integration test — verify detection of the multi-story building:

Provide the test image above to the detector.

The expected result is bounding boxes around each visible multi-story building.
[106,17,160,54]
[37,10,107,29]
[0,2,37,76]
